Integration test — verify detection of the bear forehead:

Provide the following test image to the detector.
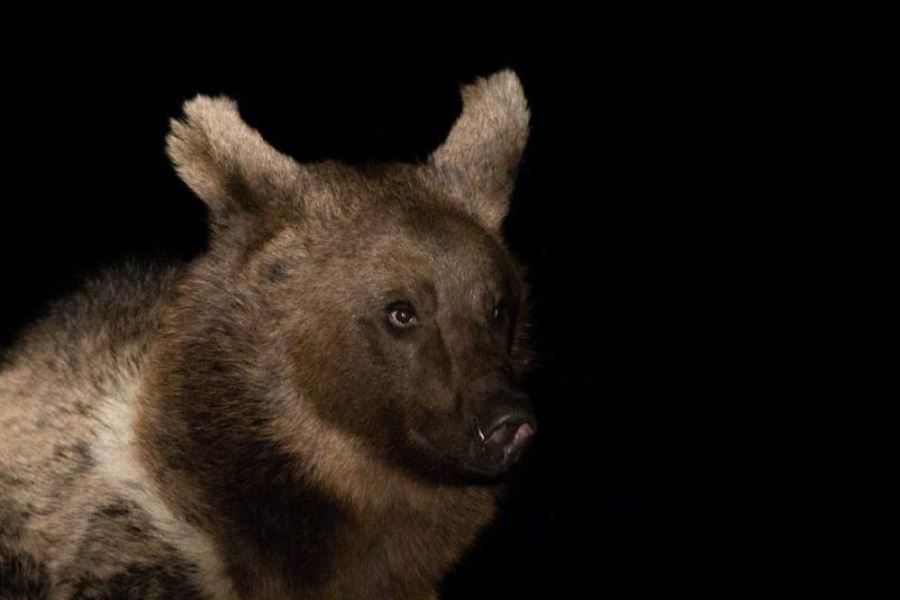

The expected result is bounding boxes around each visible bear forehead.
[266,209,515,310]
[346,206,512,281]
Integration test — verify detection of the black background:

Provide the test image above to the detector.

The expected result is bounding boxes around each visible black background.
[2,3,894,597]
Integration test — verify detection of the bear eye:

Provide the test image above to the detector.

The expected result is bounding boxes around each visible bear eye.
[387,302,418,328]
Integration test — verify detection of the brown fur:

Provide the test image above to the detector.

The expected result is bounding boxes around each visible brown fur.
[0,70,533,598]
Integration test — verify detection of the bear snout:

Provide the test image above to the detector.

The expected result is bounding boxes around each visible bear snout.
[474,393,536,470]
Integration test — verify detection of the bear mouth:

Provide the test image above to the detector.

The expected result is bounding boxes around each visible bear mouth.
[476,418,536,469]
[404,411,537,482]
[478,420,536,461]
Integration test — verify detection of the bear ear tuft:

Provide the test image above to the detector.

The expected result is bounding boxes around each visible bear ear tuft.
[428,70,531,231]
[166,95,301,229]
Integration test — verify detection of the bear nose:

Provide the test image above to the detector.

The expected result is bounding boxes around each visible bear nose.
[477,406,537,458]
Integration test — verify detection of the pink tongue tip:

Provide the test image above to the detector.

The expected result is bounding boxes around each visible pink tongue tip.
[512,423,535,446]
[484,421,536,450]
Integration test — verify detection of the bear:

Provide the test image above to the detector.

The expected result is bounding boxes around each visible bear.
[0,69,535,599]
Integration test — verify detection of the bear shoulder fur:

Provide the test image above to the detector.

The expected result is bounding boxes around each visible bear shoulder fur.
[0,70,535,599]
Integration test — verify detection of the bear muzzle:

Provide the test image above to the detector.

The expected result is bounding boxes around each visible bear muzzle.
[473,393,536,473]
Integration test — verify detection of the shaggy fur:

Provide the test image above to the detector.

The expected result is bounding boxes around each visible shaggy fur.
[0,70,534,599]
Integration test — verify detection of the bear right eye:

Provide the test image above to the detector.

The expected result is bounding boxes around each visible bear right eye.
[386,302,418,328]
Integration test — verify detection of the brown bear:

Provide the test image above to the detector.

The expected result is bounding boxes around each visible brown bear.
[0,69,535,599]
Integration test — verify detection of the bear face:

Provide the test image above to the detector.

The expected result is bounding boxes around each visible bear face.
[259,195,534,482]
[163,70,536,485]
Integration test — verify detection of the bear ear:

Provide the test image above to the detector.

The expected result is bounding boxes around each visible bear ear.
[166,96,302,230]
[428,70,530,231]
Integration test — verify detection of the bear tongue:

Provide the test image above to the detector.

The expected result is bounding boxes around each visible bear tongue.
[486,422,535,459]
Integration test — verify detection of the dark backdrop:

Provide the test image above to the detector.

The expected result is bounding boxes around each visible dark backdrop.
[2,3,893,597]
